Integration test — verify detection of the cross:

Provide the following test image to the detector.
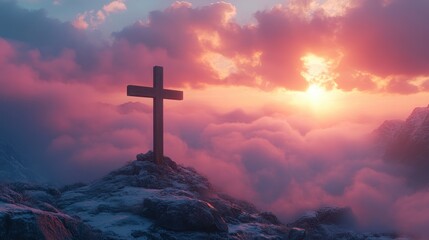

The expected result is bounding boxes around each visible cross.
[127,66,183,164]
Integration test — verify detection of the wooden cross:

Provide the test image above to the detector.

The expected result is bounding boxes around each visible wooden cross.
[127,66,183,164]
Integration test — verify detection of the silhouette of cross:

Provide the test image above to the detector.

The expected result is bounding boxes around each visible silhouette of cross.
[127,66,183,164]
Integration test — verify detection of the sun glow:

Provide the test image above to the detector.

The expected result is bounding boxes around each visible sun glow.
[306,84,326,101]
[300,53,338,103]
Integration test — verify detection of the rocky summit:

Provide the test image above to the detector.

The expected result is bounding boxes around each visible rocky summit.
[57,152,288,239]
[0,151,409,239]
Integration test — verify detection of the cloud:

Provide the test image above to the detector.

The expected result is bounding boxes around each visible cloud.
[0,1,102,70]
[111,2,335,90]
[103,0,127,14]
[385,77,420,94]
[72,13,90,30]
[167,110,429,238]
[2,2,429,238]
[8,0,428,93]
[336,0,429,91]
[395,191,429,238]
[72,0,127,29]
[109,0,429,93]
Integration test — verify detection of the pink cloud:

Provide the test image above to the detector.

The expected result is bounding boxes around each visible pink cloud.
[72,0,127,30]
[103,0,127,14]
[385,77,420,94]
[16,0,426,94]
[72,13,89,30]
[338,0,429,77]
[4,0,429,93]
[395,191,429,238]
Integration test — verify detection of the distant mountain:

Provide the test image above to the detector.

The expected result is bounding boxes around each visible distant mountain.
[0,152,408,239]
[0,141,40,183]
[372,119,404,147]
[374,105,429,186]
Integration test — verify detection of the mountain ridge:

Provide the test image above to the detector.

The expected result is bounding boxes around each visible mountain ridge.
[0,150,409,239]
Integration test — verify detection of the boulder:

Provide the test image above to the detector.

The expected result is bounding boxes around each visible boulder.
[141,197,228,232]
[288,227,306,240]
[288,207,356,230]
[0,204,102,240]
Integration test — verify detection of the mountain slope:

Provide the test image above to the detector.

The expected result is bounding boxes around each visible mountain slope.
[58,152,288,239]
[0,141,39,183]
[0,182,102,239]
[0,151,409,239]
[377,105,429,186]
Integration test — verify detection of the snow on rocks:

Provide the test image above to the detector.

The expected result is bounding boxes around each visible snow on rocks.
[0,151,413,239]
[0,184,101,240]
[141,195,228,232]
[59,152,289,239]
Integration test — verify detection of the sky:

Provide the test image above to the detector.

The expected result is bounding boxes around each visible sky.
[1,0,429,238]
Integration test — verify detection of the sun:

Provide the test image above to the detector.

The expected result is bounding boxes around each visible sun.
[300,53,337,103]
[306,83,326,101]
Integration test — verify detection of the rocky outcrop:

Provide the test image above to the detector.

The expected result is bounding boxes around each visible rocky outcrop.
[372,119,404,147]
[384,106,429,164]
[0,184,102,240]
[58,151,290,239]
[289,207,356,230]
[0,151,409,239]
[141,196,228,232]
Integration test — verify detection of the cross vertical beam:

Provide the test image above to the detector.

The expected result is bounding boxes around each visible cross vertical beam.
[153,66,164,164]
[127,66,183,165]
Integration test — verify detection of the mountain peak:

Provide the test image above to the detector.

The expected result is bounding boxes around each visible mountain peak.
[404,105,429,137]
[0,141,39,183]
[100,151,212,195]
[58,152,290,239]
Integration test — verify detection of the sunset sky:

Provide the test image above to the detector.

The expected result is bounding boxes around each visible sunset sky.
[1,0,429,237]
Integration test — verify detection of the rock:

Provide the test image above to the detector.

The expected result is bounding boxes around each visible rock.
[258,212,282,225]
[58,152,292,239]
[0,151,406,239]
[374,105,429,187]
[141,197,228,232]
[0,184,102,240]
[0,184,23,203]
[288,227,306,240]
[136,152,178,170]
[0,206,102,240]
[101,152,209,194]
[372,120,404,146]
[315,207,356,227]
[288,207,356,230]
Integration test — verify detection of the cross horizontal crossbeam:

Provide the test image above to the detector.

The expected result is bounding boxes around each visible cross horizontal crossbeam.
[127,85,183,100]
